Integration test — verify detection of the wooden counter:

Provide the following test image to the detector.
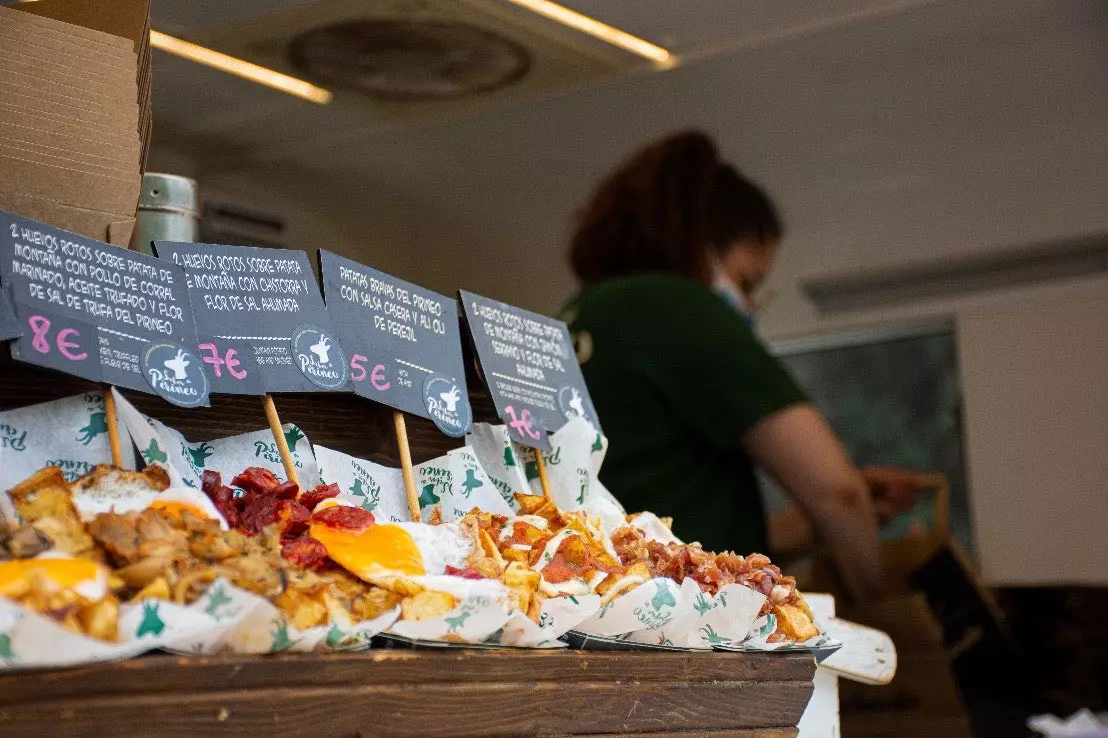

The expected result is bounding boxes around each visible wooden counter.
[0,649,816,738]
[0,352,817,737]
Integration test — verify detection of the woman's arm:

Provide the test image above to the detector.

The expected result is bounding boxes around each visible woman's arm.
[744,404,884,600]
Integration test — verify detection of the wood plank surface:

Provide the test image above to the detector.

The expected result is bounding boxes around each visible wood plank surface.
[0,650,816,737]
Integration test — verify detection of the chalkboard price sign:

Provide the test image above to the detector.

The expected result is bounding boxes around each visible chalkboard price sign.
[0,211,209,408]
[459,290,599,448]
[155,242,348,395]
[320,250,471,437]
[0,289,19,341]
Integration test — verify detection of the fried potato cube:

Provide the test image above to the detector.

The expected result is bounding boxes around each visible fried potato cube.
[79,597,119,641]
[274,589,329,629]
[13,486,76,523]
[502,562,540,618]
[526,594,544,624]
[7,467,67,499]
[501,547,531,564]
[400,591,459,621]
[351,587,403,622]
[131,577,171,602]
[477,530,506,565]
[774,604,819,642]
[513,494,561,522]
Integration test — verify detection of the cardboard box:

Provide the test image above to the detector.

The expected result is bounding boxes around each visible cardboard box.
[0,0,150,243]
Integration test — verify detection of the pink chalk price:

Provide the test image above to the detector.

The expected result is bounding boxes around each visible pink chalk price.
[350,354,391,391]
[504,404,542,440]
[198,342,248,379]
[27,315,87,361]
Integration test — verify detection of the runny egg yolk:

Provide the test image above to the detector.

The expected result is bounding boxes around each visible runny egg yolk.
[149,499,209,521]
[0,558,105,598]
[309,522,425,580]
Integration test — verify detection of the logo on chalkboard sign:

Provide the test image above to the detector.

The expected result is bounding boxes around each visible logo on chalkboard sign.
[291,325,347,390]
[423,374,472,437]
[142,343,210,408]
[557,386,588,422]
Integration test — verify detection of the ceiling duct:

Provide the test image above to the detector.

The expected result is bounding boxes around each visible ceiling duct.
[288,19,531,99]
[198,199,286,249]
[803,234,1108,313]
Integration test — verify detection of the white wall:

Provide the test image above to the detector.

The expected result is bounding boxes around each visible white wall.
[958,278,1107,586]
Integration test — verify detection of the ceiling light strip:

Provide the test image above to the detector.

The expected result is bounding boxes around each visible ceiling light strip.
[150,30,333,104]
[503,0,674,66]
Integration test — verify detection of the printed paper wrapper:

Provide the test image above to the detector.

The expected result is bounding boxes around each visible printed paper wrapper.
[0,577,400,670]
[0,392,136,492]
[112,389,321,490]
[466,423,530,510]
[731,611,841,652]
[314,444,409,523]
[467,418,626,531]
[164,578,399,655]
[414,446,513,523]
[386,575,511,643]
[492,594,601,648]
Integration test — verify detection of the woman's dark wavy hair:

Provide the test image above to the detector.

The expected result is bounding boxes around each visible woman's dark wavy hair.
[569,130,782,286]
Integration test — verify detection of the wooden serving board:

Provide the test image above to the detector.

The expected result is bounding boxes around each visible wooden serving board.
[0,649,816,737]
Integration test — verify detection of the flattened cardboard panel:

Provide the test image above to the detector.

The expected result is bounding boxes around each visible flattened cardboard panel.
[0,80,134,127]
[0,4,135,53]
[0,156,139,216]
[0,56,135,105]
[0,192,134,244]
[0,103,139,148]
[0,120,139,163]
[0,24,138,69]
[0,28,136,84]
[0,139,135,177]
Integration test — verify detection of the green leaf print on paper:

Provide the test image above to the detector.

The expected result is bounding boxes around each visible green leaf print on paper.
[350,478,380,512]
[444,611,471,634]
[203,583,233,620]
[136,601,166,637]
[699,625,729,646]
[651,581,677,612]
[419,483,440,508]
[524,460,538,481]
[187,443,215,468]
[503,446,516,467]
[270,618,296,652]
[141,439,169,465]
[758,614,778,639]
[326,624,346,648]
[693,592,712,616]
[461,469,484,498]
[76,412,108,445]
[0,633,15,662]
[283,426,306,451]
[591,433,603,452]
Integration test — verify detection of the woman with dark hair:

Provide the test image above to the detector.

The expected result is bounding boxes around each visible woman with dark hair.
[564,131,888,599]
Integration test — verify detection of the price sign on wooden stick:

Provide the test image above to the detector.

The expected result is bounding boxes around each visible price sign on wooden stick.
[318,250,471,517]
[155,242,351,487]
[0,211,211,413]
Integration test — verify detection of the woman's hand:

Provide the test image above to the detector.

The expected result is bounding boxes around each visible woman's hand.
[860,466,925,524]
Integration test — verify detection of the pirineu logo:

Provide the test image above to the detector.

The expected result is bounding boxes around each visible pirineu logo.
[291,325,347,390]
[143,343,209,408]
[423,374,472,437]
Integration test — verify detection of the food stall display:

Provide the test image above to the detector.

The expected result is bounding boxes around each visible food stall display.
[0,211,887,737]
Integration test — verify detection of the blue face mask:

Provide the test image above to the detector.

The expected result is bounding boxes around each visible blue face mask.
[712,264,756,328]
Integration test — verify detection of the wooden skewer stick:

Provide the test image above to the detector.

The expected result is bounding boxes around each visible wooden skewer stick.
[262,394,300,489]
[102,385,124,467]
[394,411,421,521]
[533,447,553,501]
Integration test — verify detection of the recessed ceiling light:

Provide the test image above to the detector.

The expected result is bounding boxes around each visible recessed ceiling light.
[150,30,333,104]
[504,0,675,67]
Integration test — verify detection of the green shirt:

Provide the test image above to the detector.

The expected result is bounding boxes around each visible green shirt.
[564,273,808,554]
